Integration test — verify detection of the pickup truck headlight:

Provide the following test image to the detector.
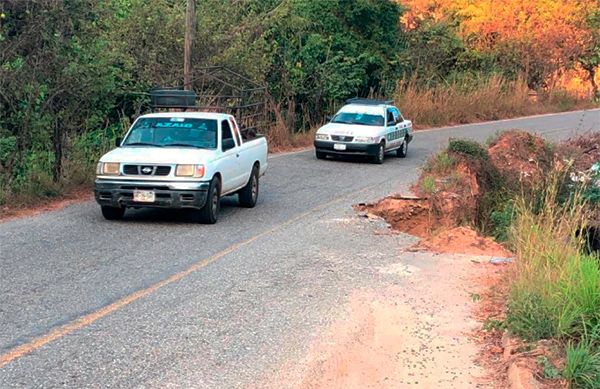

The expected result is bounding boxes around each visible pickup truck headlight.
[315,134,330,141]
[354,136,379,143]
[176,164,205,178]
[97,162,120,176]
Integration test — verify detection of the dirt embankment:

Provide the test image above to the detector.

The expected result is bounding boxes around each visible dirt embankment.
[356,130,590,258]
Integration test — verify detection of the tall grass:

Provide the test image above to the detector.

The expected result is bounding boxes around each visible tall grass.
[506,171,600,388]
[507,172,599,339]
[394,75,587,127]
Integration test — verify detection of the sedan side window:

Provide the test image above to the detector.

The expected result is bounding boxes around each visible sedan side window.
[392,107,403,123]
[386,110,395,126]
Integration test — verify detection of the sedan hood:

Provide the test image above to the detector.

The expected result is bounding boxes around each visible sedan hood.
[317,122,382,137]
[100,146,214,165]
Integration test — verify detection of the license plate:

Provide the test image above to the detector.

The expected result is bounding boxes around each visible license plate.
[333,143,346,151]
[133,190,155,203]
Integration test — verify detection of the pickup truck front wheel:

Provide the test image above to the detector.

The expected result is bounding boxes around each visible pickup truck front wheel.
[239,166,259,208]
[199,177,221,224]
[101,206,125,220]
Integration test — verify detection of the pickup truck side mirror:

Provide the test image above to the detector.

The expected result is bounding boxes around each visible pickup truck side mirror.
[222,138,236,151]
[115,137,122,147]
[326,115,333,122]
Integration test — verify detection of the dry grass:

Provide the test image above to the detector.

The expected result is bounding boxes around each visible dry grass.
[394,75,593,128]
[265,96,315,152]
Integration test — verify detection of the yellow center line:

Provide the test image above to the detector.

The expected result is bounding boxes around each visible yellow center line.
[0,185,372,368]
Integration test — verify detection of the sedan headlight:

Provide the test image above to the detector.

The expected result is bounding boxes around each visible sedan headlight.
[354,136,379,143]
[315,134,330,141]
[97,162,120,176]
[176,164,205,178]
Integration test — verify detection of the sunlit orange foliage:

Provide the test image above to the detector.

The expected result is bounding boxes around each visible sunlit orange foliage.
[455,0,593,74]
[399,0,453,29]
[398,0,599,91]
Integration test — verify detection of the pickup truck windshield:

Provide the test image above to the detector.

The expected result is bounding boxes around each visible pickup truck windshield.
[332,112,384,126]
[123,117,218,149]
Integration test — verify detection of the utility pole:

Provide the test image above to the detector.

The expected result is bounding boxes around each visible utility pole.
[184,0,196,90]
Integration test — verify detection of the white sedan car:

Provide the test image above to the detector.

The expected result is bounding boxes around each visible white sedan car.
[314,98,413,164]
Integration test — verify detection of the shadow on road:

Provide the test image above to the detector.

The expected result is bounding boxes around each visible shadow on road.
[117,197,240,224]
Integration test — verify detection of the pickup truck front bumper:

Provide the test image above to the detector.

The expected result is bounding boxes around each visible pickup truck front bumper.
[314,140,380,156]
[95,179,210,209]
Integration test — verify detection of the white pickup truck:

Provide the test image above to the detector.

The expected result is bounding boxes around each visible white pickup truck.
[314,98,413,164]
[94,112,268,224]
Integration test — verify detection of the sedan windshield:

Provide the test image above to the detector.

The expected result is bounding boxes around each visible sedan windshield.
[332,112,384,126]
[123,117,218,149]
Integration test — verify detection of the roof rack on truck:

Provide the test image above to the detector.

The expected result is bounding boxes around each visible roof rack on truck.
[344,97,394,106]
[145,67,271,139]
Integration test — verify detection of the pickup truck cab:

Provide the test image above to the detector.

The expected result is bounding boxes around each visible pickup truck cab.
[314,98,413,164]
[94,112,268,224]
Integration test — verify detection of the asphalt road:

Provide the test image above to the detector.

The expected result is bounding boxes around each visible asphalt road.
[1,109,599,388]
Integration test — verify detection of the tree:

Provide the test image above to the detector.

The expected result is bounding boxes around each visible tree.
[579,6,600,100]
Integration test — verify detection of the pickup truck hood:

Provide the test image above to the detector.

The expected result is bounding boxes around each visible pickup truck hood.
[100,147,214,164]
[316,122,383,137]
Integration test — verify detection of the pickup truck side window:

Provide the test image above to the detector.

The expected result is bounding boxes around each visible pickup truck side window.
[229,118,242,145]
[221,120,236,151]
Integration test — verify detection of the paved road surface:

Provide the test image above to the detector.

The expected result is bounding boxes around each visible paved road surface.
[1,109,599,387]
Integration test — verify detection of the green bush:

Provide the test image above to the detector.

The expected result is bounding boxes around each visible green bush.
[420,176,436,194]
[563,341,600,389]
[448,138,489,161]
[423,150,455,174]
[506,290,555,341]
[489,200,515,242]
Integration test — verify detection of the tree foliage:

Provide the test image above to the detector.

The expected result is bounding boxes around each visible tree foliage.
[0,0,597,202]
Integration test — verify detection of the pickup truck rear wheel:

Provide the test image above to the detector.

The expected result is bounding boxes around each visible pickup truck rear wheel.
[372,142,385,164]
[199,177,221,224]
[101,206,125,220]
[396,137,408,158]
[239,166,259,208]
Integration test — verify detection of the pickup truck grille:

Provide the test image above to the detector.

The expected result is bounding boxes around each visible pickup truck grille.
[123,165,171,176]
[331,135,354,142]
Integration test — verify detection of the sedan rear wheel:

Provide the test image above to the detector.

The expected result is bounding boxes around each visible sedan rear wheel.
[396,138,408,158]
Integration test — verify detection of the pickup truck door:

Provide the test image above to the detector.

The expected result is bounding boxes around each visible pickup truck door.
[229,117,252,188]
[219,120,243,194]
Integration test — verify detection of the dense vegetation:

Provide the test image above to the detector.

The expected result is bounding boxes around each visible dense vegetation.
[507,174,600,388]
[422,133,600,387]
[0,0,598,204]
